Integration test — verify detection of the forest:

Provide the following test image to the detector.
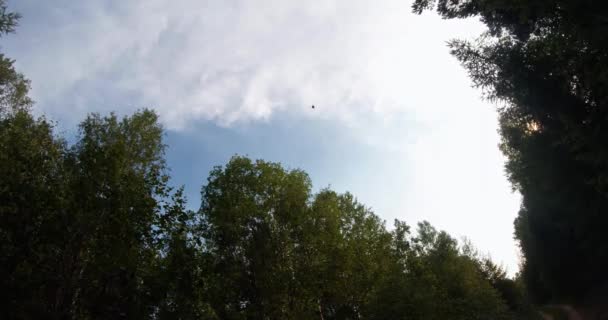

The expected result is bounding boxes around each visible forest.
[2,0,608,319]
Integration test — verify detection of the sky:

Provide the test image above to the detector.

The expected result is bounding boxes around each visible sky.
[4,0,522,274]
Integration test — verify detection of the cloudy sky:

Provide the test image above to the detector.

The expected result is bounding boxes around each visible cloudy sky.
[5,0,522,273]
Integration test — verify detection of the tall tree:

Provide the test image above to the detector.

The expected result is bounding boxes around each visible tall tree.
[200,157,315,319]
[0,99,66,318]
[0,106,200,319]
[154,188,217,319]
[413,0,608,306]
[0,1,541,316]
[369,221,516,320]
[65,110,171,318]
[0,3,62,316]
[0,0,30,116]
[199,157,396,319]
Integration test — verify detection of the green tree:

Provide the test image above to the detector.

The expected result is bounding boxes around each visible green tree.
[0,102,66,318]
[370,221,515,320]
[0,7,59,316]
[200,157,314,319]
[64,111,170,318]
[0,0,31,116]
[0,1,545,316]
[199,157,395,319]
[307,190,393,320]
[0,106,206,319]
[413,0,608,305]
[154,188,217,319]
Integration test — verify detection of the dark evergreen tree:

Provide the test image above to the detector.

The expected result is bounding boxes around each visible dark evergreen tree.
[414,0,608,305]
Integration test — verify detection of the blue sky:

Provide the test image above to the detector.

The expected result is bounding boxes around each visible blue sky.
[5,0,522,273]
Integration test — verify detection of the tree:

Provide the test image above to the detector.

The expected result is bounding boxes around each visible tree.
[154,188,217,319]
[0,99,532,318]
[60,111,170,318]
[369,221,521,320]
[0,106,205,319]
[0,100,66,318]
[0,2,542,316]
[307,190,393,320]
[0,5,187,317]
[200,157,314,319]
[413,0,608,305]
[0,0,31,116]
[199,157,396,319]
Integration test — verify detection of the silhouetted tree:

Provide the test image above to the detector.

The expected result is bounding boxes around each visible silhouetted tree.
[414,0,608,305]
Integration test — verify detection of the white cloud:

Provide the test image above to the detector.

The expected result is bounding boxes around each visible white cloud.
[12,0,483,129]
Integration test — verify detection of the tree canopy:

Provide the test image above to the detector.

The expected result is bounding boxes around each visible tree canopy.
[413,0,608,307]
[1,101,536,318]
[11,0,608,318]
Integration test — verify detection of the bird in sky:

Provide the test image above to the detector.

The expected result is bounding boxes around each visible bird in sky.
[311,105,315,109]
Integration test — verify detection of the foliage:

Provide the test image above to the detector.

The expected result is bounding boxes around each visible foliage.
[0,110,533,319]
[0,0,31,117]
[413,0,608,305]
[0,2,543,318]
